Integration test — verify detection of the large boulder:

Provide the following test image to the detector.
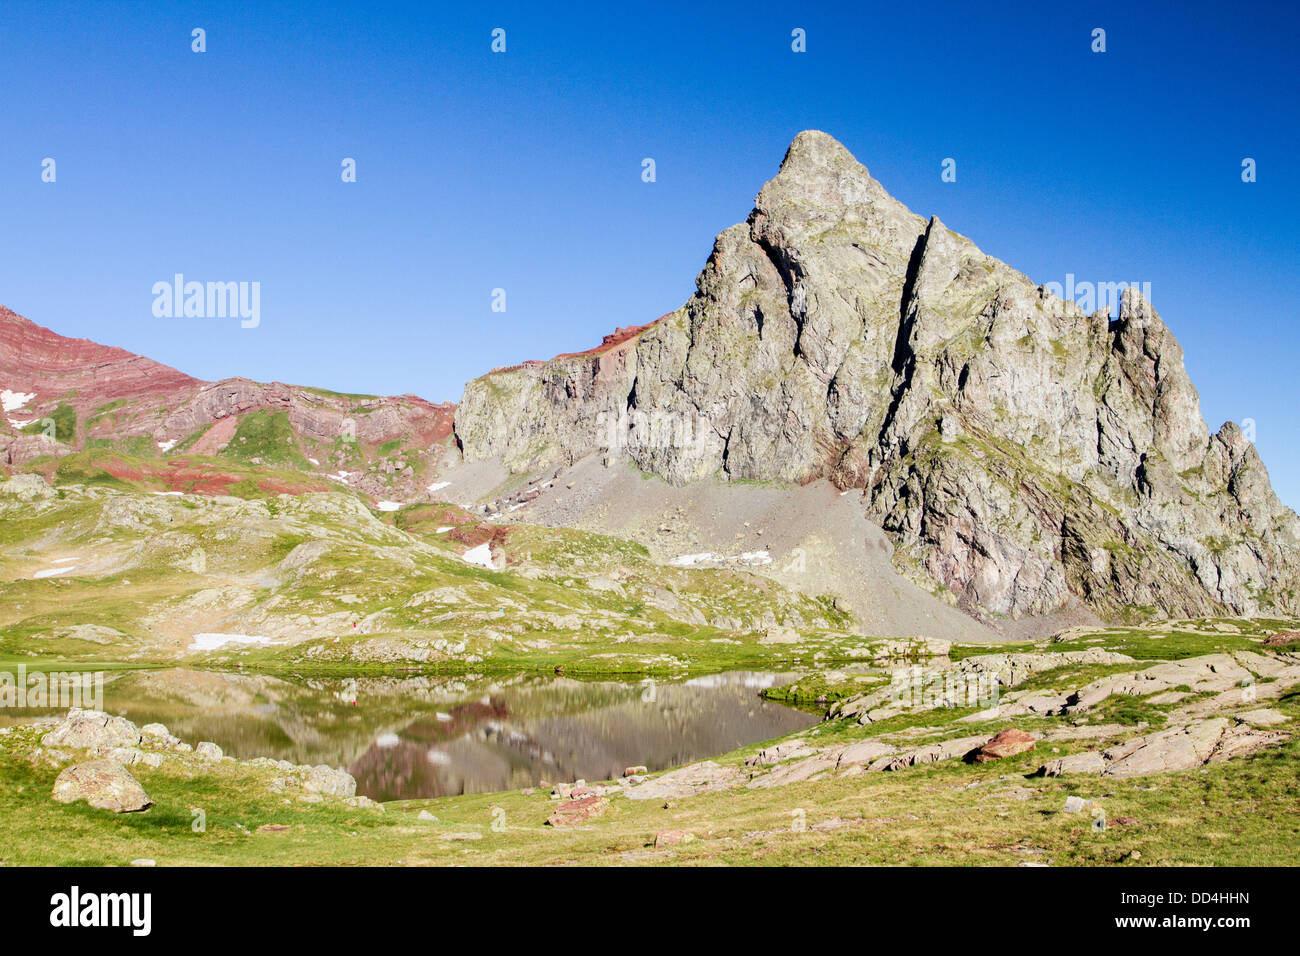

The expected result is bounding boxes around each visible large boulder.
[302,764,356,798]
[52,760,152,812]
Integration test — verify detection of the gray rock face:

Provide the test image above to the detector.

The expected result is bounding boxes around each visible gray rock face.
[455,130,1300,622]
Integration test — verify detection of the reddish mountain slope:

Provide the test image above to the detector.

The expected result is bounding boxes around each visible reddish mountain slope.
[0,305,455,500]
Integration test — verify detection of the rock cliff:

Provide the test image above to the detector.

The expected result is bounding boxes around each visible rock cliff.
[454,131,1300,622]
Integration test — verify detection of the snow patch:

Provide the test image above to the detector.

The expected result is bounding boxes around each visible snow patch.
[375,500,402,512]
[189,633,283,651]
[669,549,771,568]
[427,481,451,493]
[461,542,499,569]
[1,389,36,413]
[34,565,77,578]
[156,439,177,453]
[435,526,453,534]
[669,552,722,567]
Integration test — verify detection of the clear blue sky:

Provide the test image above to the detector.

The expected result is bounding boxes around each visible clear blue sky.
[2,1,1298,505]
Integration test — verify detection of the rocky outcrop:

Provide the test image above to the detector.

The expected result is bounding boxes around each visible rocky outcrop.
[1038,719,1288,778]
[454,131,1300,622]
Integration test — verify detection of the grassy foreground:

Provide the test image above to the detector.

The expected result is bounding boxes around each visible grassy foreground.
[1,719,1295,867]
[2,616,1297,867]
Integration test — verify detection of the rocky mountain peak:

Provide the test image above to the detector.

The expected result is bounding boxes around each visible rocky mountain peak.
[455,132,1299,625]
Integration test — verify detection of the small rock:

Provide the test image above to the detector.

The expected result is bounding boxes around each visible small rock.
[970,728,1038,763]
[546,795,608,827]
[654,829,695,848]
[759,626,799,645]
[1063,795,1092,814]
[195,741,223,762]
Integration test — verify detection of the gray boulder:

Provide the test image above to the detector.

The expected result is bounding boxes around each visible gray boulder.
[52,760,152,812]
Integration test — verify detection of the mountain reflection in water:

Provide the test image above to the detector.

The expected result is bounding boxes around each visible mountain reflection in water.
[8,669,818,800]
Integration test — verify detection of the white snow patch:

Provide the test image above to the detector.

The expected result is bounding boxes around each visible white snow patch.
[156,439,177,452]
[376,733,400,748]
[152,491,185,496]
[670,549,771,568]
[435,526,453,534]
[189,632,283,651]
[8,418,34,430]
[461,542,499,569]
[375,500,402,512]
[308,457,320,466]
[669,552,723,567]
[427,481,451,493]
[34,565,77,578]
[1,389,36,413]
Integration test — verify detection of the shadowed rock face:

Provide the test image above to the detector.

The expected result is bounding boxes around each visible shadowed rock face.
[454,130,1300,622]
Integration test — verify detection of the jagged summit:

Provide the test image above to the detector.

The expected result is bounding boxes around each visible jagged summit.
[455,133,1300,625]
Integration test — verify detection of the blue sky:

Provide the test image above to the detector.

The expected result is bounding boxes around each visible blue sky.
[2,1,1298,505]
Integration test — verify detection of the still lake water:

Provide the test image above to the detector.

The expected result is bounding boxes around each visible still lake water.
[4,669,818,800]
